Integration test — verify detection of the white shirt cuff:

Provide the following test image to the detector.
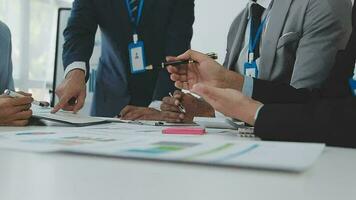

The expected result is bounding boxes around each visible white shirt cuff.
[149,100,162,111]
[254,104,264,121]
[64,61,87,78]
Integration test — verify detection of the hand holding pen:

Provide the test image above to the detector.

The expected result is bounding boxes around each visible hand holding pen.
[164,50,224,90]
[0,92,33,126]
[4,90,50,107]
[161,90,215,123]
[161,90,194,123]
[165,50,244,92]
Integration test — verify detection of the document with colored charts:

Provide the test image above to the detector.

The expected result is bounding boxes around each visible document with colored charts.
[0,128,324,172]
[66,138,324,172]
[0,128,133,152]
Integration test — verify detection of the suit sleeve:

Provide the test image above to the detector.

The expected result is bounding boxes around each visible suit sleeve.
[289,0,351,89]
[62,0,98,81]
[252,78,314,104]
[6,34,14,90]
[152,0,195,101]
[252,48,355,104]
[223,11,245,68]
[164,0,194,56]
[254,98,356,148]
[0,22,14,92]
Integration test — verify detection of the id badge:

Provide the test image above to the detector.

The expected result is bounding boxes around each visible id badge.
[244,61,259,78]
[128,40,146,74]
[349,78,356,96]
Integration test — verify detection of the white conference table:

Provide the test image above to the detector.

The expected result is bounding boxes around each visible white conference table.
[0,125,355,200]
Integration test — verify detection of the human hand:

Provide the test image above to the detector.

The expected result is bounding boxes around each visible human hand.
[161,90,215,123]
[52,69,86,114]
[0,94,33,126]
[166,50,244,91]
[191,84,263,125]
[120,105,184,123]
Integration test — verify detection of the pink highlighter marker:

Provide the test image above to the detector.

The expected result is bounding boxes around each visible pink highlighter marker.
[162,127,206,135]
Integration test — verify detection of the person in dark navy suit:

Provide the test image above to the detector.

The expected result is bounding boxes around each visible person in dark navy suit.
[52,0,194,120]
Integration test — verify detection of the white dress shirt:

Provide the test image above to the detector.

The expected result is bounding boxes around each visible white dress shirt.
[238,0,272,123]
[239,0,273,97]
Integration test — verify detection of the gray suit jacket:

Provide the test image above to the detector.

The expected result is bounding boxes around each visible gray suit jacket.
[0,21,14,93]
[224,0,352,89]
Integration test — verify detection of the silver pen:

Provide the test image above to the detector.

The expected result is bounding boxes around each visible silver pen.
[169,92,186,113]
[3,89,50,107]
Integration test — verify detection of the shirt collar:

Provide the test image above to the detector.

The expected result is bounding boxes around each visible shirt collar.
[249,0,272,9]
[248,0,273,19]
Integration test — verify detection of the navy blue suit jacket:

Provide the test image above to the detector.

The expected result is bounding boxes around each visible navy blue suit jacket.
[63,0,194,117]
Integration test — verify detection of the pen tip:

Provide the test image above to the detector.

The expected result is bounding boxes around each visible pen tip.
[3,89,10,95]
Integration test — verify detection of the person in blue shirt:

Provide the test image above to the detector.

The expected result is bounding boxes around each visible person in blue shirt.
[0,21,33,126]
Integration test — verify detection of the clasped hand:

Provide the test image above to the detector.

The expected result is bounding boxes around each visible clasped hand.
[0,92,33,126]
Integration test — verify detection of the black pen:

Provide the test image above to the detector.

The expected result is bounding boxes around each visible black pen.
[161,52,218,68]
[3,89,50,107]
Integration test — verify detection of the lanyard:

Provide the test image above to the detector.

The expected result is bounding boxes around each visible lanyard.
[125,0,145,33]
[248,14,268,63]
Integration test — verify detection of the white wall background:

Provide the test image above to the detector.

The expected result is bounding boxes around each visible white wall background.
[192,0,246,63]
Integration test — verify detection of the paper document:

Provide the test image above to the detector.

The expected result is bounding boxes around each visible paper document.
[0,128,148,152]
[0,127,325,172]
[194,117,241,129]
[98,117,197,127]
[67,139,324,172]
[32,107,108,126]
[32,106,197,127]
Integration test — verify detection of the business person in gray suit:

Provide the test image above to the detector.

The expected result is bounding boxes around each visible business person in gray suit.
[159,0,353,122]
[0,21,33,126]
[224,0,352,90]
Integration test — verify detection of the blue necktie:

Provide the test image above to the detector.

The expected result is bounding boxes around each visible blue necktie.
[130,0,139,21]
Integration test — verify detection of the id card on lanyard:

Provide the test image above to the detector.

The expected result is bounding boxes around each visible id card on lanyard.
[349,65,356,96]
[126,0,147,74]
[244,14,268,78]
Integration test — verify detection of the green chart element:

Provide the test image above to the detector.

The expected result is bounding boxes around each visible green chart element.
[126,141,199,155]
[184,143,235,160]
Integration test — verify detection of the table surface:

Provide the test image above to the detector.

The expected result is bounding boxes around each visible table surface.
[0,126,355,200]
